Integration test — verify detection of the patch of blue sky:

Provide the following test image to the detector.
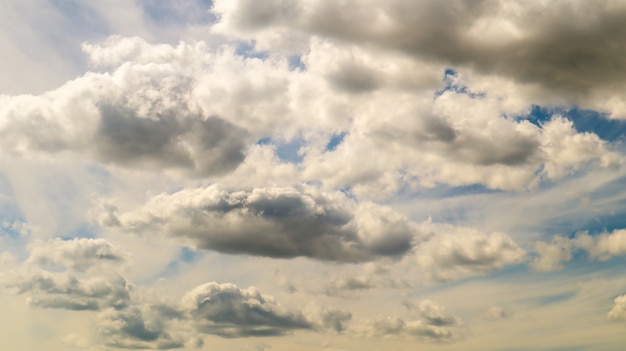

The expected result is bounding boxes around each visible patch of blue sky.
[530,291,577,307]
[403,183,502,201]
[235,41,269,60]
[517,105,626,142]
[139,0,216,26]
[85,163,113,194]
[58,224,97,240]
[434,68,486,99]
[288,55,306,71]
[256,136,306,164]
[142,246,204,284]
[325,131,347,152]
[48,0,109,37]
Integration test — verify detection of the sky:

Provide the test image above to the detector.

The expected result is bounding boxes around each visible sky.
[2,0,626,350]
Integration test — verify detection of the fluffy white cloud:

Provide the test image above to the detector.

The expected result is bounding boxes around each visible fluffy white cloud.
[356,300,463,343]
[607,294,626,322]
[531,229,626,271]
[414,223,525,281]
[531,236,573,272]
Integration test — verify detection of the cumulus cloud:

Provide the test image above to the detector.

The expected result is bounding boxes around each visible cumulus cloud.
[1,238,132,311]
[27,238,125,272]
[182,282,312,337]
[607,294,626,322]
[531,236,573,272]
[96,184,421,262]
[95,306,193,350]
[0,62,247,176]
[212,0,626,109]
[302,87,621,196]
[531,229,626,272]
[414,223,525,282]
[357,300,463,343]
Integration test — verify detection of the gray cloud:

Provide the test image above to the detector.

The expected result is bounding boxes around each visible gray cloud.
[214,0,626,98]
[96,306,192,350]
[94,104,246,175]
[10,273,131,311]
[98,185,421,262]
[0,44,249,177]
[2,238,132,311]
[182,282,312,337]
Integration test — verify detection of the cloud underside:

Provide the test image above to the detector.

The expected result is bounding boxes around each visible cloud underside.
[215,0,626,98]
[98,184,526,276]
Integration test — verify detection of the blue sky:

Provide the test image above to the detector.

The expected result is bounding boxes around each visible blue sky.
[2,1,626,350]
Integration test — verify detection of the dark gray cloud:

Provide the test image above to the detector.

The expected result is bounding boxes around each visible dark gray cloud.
[100,185,421,262]
[95,105,246,175]
[96,306,191,350]
[216,0,626,97]
[182,282,312,337]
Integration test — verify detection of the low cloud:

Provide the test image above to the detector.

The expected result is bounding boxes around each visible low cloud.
[357,300,463,343]
[415,223,525,282]
[28,237,125,272]
[607,294,626,322]
[531,229,626,272]
[182,282,313,337]
[97,185,421,262]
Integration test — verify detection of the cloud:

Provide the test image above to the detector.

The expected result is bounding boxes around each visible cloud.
[531,229,626,271]
[2,238,132,311]
[531,236,573,272]
[414,223,525,281]
[357,300,463,343]
[27,238,125,272]
[303,88,621,196]
[607,294,626,322]
[212,0,626,107]
[181,282,312,337]
[95,306,192,350]
[9,272,131,311]
[482,306,512,321]
[97,184,422,262]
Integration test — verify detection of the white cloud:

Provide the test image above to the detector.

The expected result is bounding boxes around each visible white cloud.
[27,238,126,272]
[414,223,526,282]
[531,236,573,272]
[356,300,463,343]
[607,294,626,322]
[532,229,626,272]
